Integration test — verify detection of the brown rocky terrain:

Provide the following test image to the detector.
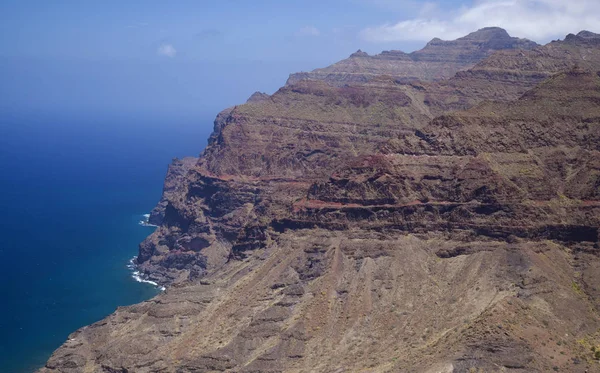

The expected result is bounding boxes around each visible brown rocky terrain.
[287,27,538,86]
[421,30,600,114]
[40,29,600,372]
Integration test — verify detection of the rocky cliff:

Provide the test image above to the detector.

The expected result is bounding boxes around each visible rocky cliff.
[287,27,538,86]
[41,29,600,373]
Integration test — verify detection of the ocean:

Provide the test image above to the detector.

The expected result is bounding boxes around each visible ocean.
[0,113,211,372]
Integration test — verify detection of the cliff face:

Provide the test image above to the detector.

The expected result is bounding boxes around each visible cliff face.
[41,30,600,373]
[287,27,538,86]
[305,68,600,241]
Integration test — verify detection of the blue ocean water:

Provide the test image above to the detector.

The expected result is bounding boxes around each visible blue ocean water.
[0,113,211,372]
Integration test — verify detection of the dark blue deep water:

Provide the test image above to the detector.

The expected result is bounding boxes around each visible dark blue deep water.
[0,113,212,372]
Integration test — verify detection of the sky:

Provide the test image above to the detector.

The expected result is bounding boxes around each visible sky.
[1,0,599,120]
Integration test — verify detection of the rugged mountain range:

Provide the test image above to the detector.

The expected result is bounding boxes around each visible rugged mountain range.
[41,28,600,373]
[287,27,538,86]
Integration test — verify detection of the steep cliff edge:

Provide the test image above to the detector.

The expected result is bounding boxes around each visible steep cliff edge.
[135,30,600,286]
[40,30,600,373]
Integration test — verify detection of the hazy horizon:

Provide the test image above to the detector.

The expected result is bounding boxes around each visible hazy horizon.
[2,0,599,122]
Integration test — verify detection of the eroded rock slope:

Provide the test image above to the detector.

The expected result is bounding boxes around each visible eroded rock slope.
[287,27,538,86]
[41,29,600,373]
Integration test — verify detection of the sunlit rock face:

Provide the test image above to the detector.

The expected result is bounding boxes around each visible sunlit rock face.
[40,30,600,373]
[287,27,539,86]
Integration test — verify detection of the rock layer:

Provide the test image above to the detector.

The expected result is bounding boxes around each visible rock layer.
[287,27,538,86]
[41,29,600,373]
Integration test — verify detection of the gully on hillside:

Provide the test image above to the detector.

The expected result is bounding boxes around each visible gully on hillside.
[41,29,600,373]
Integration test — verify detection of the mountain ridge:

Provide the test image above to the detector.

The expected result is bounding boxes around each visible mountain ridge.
[40,29,600,373]
[287,27,538,86]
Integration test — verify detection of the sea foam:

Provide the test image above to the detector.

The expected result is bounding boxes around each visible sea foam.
[138,213,158,227]
[128,257,165,291]
[129,214,164,290]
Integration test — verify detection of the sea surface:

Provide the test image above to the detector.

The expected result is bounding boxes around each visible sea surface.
[0,113,211,372]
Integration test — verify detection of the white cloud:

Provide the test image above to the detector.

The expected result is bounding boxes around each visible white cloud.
[296,26,321,37]
[360,0,600,43]
[157,43,177,58]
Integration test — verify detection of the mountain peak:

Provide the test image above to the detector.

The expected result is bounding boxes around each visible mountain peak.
[577,30,600,39]
[464,27,511,40]
[350,49,369,58]
[246,91,270,103]
[288,27,538,86]
[565,31,600,45]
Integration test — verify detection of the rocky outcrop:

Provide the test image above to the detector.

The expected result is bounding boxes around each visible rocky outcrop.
[299,69,600,245]
[199,79,433,179]
[246,91,270,103]
[148,157,198,226]
[41,30,600,373]
[287,27,538,86]
[415,30,600,119]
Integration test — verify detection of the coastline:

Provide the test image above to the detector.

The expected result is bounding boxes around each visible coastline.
[130,214,165,291]
[138,213,158,228]
[127,256,166,291]
[0,109,213,373]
